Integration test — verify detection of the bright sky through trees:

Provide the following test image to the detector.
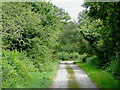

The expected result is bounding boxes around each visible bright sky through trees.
[48,0,85,21]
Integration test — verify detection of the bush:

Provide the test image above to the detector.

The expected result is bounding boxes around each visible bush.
[28,45,54,71]
[105,59,119,78]
[2,59,23,88]
[79,53,88,62]
[87,55,98,64]
[69,52,80,60]
[2,49,38,88]
[57,52,70,61]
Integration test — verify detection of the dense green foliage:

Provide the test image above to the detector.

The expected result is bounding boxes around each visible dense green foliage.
[2,1,120,88]
[2,2,70,88]
[75,1,120,87]
[2,49,59,88]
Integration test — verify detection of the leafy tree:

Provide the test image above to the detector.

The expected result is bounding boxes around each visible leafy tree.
[2,2,71,88]
[78,1,120,81]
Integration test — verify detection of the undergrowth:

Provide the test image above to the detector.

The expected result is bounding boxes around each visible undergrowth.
[2,49,59,88]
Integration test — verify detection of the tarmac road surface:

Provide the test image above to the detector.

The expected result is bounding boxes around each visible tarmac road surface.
[50,61,98,88]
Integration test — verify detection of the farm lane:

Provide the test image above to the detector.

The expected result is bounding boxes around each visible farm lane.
[50,61,97,88]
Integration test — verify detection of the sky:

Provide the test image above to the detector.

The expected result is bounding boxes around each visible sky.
[47,0,85,22]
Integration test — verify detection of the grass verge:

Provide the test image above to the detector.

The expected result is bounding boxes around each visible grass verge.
[26,61,59,88]
[74,62,119,88]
